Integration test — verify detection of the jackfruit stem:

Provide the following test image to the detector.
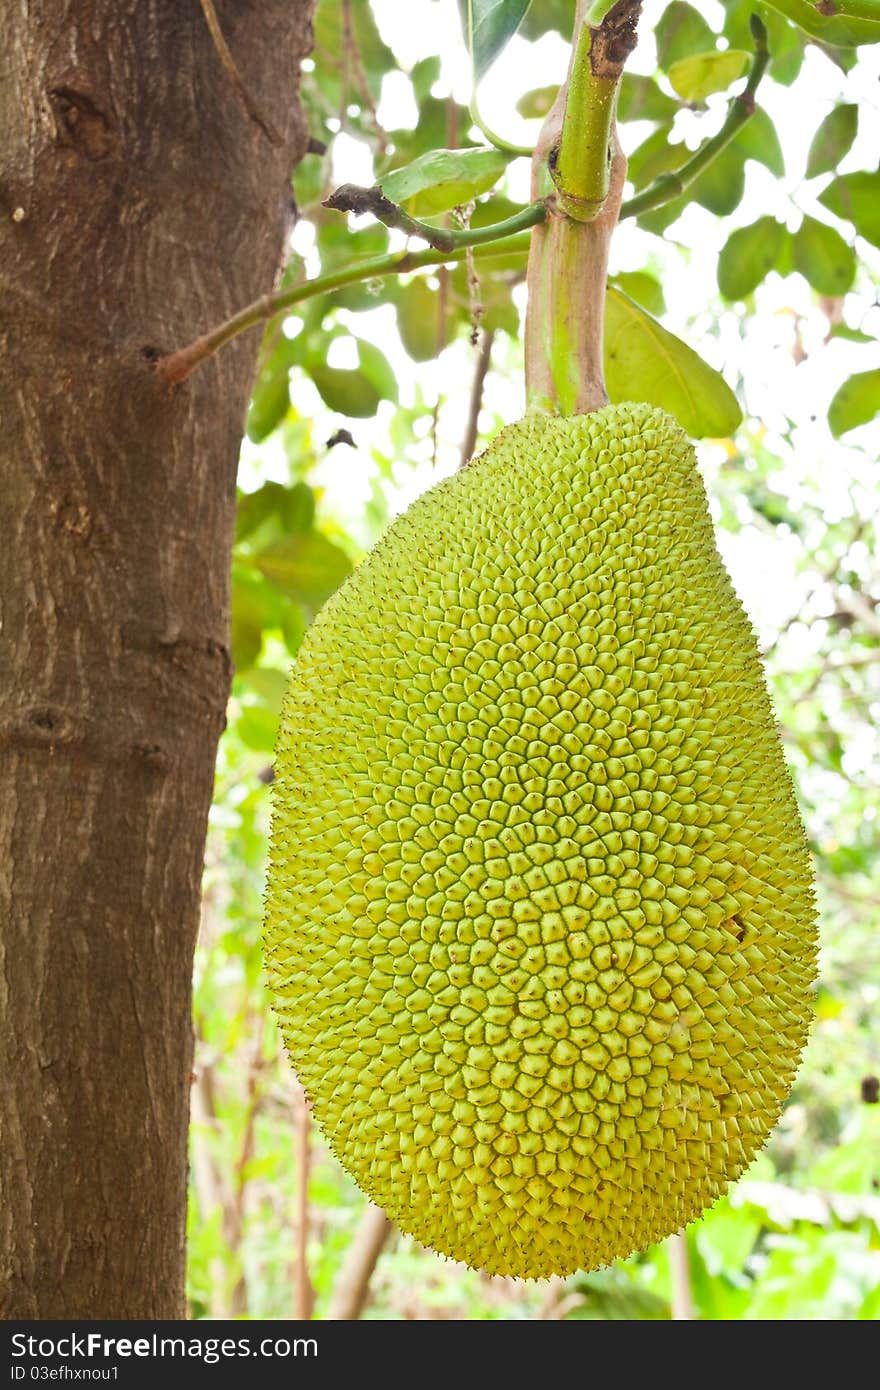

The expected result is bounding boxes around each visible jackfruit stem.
[524,1,639,416]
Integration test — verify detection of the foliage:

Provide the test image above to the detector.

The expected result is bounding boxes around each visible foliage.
[189,0,880,1320]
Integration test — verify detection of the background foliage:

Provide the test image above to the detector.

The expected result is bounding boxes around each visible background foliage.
[188,0,880,1319]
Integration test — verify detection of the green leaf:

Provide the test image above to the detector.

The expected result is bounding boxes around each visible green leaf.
[515,86,558,120]
[379,148,509,216]
[608,271,666,316]
[806,104,859,178]
[255,533,353,609]
[243,667,288,715]
[820,168,880,248]
[691,144,746,216]
[308,365,381,417]
[828,367,880,437]
[793,216,856,295]
[828,321,874,343]
[604,287,742,439]
[718,217,789,300]
[236,482,315,543]
[230,583,266,673]
[667,49,750,102]
[355,338,398,404]
[459,0,531,79]
[655,2,715,68]
[762,0,880,46]
[617,73,679,124]
[627,126,691,191]
[396,278,448,361]
[236,705,279,754]
[734,106,785,177]
[519,0,574,41]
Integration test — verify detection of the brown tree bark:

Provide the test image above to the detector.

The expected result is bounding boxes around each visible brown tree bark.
[0,0,314,1319]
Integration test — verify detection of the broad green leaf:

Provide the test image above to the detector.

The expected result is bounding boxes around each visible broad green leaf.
[820,168,880,247]
[627,125,691,191]
[793,216,856,295]
[691,144,746,216]
[762,0,880,46]
[244,667,288,715]
[828,367,880,437]
[255,533,353,608]
[409,56,440,104]
[604,287,742,438]
[458,0,531,79]
[355,338,399,404]
[667,49,749,102]
[609,271,666,315]
[236,705,279,754]
[515,86,558,119]
[724,2,805,84]
[519,0,574,40]
[308,364,381,417]
[655,2,715,68]
[235,481,315,543]
[396,278,448,361]
[380,148,509,216]
[230,584,266,673]
[718,217,788,300]
[734,106,785,177]
[828,321,874,343]
[806,104,859,178]
[617,73,679,124]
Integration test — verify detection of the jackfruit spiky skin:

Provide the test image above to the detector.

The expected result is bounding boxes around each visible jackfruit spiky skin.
[265,402,816,1279]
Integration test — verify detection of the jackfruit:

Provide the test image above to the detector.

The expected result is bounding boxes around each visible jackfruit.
[265,402,816,1278]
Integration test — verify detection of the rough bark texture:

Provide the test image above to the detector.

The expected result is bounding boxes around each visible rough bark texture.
[0,0,314,1319]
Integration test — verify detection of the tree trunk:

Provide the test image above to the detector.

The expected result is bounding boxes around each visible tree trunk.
[0,0,314,1319]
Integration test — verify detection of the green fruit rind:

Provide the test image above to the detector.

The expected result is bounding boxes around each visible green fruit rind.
[265,402,817,1279]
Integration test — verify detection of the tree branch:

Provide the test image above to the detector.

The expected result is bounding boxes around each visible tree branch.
[620,14,770,221]
[460,329,495,467]
[155,214,542,385]
[325,1204,394,1320]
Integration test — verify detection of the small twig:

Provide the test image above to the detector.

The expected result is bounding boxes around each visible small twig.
[199,0,283,147]
[460,329,495,467]
[294,1087,314,1320]
[341,0,389,150]
[621,14,770,221]
[325,1204,394,1320]
[322,185,546,254]
[669,1232,697,1320]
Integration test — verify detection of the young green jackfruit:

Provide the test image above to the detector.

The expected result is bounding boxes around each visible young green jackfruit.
[265,402,816,1279]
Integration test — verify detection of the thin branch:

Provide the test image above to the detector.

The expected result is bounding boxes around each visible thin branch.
[460,329,495,467]
[669,1232,697,1320]
[155,223,538,385]
[325,1204,394,1320]
[620,14,770,221]
[198,0,283,147]
[323,185,546,252]
[294,1087,314,1320]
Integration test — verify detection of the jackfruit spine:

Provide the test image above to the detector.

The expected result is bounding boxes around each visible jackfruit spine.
[265,402,816,1278]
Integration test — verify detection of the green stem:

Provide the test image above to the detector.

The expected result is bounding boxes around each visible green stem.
[468,95,532,158]
[523,0,641,414]
[552,18,618,219]
[155,230,535,385]
[621,15,770,221]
